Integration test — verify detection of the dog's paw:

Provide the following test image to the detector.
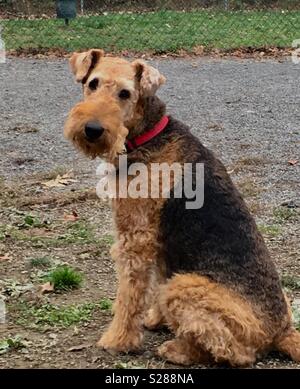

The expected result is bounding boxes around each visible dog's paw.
[157,340,193,366]
[97,330,143,353]
[143,307,164,330]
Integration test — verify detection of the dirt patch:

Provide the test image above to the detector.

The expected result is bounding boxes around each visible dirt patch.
[6,46,296,61]
[0,164,299,369]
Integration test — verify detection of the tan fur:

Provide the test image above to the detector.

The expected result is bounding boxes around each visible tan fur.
[69,49,104,82]
[64,95,128,162]
[132,59,166,97]
[275,329,300,362]
[65,51,166,161]
[158,338,211,366]
[98,197,162,351]
[98,139,185,351]
[65,50,299,366]
[158,274,272,366]
[68,51,166,131]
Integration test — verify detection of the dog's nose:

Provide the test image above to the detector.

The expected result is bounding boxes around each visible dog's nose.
[85,121,104,141]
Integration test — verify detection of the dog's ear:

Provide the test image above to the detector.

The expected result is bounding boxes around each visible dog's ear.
[132,60,166,96]
[69,49,104,83]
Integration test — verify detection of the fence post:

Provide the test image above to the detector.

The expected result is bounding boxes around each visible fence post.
[224,0,229,11]
[81,0,84,15]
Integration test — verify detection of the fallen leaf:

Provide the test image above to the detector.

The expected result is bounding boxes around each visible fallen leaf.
[79,253,90,260]
[39,282,54,294]
[0,253,11,262]
[193,45,204,55]
[63,210,79,221]
[207,123,224,131]
[68,343,92,352]
[288,159,298,166]
[42,172,78,188]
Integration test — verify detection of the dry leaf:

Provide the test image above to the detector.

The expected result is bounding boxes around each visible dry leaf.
[64,210,79,221]
[193,45,204,55]
[68,343,92,352]
[288,159,298,166]
[39,282,54,294]
[42,172,78,188]
[0,253,11,262]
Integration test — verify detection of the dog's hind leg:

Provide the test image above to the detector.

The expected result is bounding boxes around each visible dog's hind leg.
[158,273,271,366]
[275,327,300,362]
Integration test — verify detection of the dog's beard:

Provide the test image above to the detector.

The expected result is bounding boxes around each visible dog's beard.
[71,128,127,162]
[105,131,127,162]
[64,101,128,162]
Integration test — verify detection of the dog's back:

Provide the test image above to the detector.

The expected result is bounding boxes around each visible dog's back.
[156,117,287,323]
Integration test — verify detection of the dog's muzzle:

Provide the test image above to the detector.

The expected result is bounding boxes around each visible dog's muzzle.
[85,121,104,142]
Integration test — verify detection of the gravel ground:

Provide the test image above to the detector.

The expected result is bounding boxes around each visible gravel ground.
[0,57,299,203]
[0,56,299,369]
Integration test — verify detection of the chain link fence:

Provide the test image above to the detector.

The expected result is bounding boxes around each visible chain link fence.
[0,1,299,53]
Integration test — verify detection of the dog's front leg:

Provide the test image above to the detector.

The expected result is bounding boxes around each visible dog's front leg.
[97,240,153,353]
[143,262,166,330]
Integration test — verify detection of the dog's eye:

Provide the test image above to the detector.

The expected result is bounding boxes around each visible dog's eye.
[88,78,99,91]
[118,89,131,100]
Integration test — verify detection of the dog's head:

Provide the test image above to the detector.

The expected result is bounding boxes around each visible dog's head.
[64,49,166,160]
[64,93,128,161]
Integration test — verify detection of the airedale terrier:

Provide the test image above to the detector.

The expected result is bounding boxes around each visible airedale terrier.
[64,49,300,366]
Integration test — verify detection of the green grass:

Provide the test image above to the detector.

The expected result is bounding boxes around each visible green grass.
[6,220,97,247]
[0,216,110,250]
[1,10,299,52]
[16,302,96,328]
[14,299,112,329]
[273,207,298,224]
[293,306,300,331]
[98,298,113,311]
[17,214,50,230]
[23,215,41,227]
[0,336,27,355]
[30,256,51,268]
[258,223,281,237]
[100,234,114,246]
[62,222,93,243]
[46,265,83,291]
[281,274,300,290]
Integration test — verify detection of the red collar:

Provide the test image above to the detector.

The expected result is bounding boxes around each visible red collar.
[126,116,169,152]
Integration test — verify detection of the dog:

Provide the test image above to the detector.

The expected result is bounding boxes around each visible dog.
[64,49,300,366]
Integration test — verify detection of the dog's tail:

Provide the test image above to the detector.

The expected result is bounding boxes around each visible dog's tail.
[275,326,300,362]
